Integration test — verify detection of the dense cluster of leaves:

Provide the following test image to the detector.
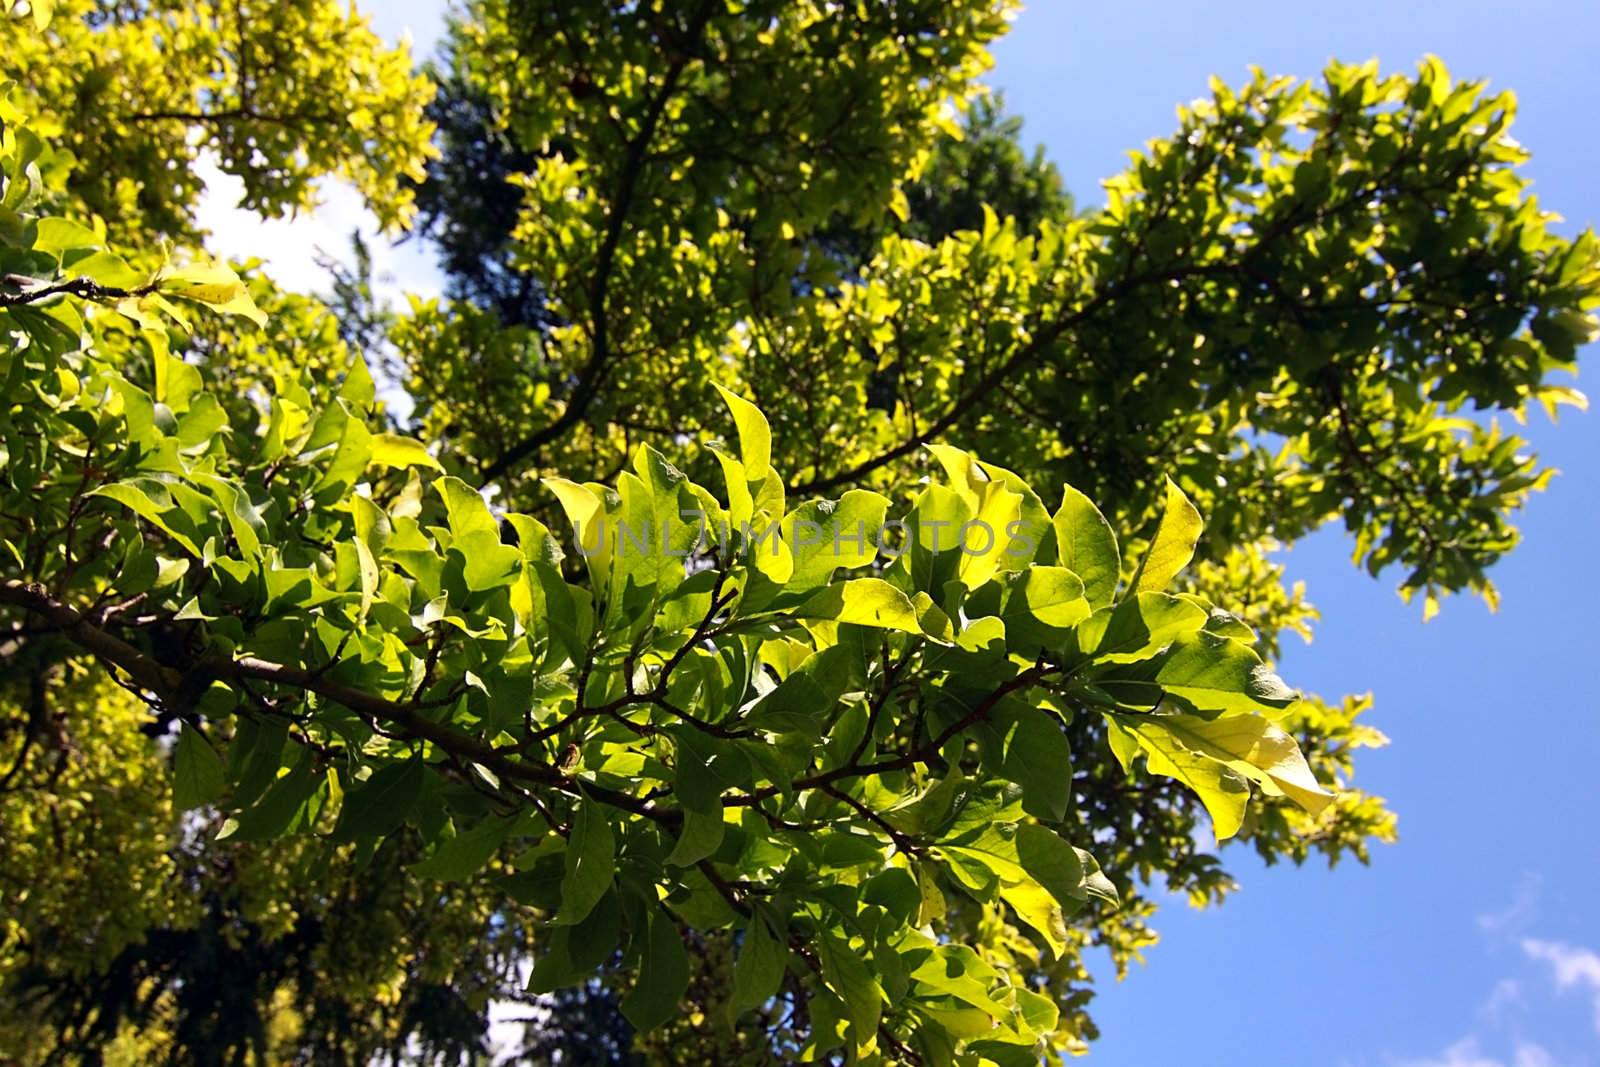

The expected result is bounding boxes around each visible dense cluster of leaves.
[2,74,1333,1057]
[0,0,435,237]
[2,0,1597,1063]
[419,19,1596,617]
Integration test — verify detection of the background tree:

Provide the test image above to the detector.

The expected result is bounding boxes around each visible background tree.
[394,6,1592,1055]
[1,1,1596,1065]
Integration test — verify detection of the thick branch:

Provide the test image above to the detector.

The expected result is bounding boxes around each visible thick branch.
[0,580,180,697]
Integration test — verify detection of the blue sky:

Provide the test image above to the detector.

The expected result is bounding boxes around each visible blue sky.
[222,3,1600,1063]
[989,5,1600,1066]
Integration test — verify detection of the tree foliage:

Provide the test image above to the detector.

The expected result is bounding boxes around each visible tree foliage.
[1,1,1597,1064]
[0,0,435,237]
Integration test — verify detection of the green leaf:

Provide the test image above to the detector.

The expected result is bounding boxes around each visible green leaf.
[620,907,690,1033]
[610,447,697,607]
[555,801,615,925]
[989,703,1073,822]
[1091,631,1297,716]
[339,355,377,409]
[310,406,373,491]
[157,258,267,326]
[665,805,725,867]
[861,868,921,927]
[974,457,1053,573]
[527,926,582,994]
[571,889,623,972]
[902,482,971,596]
[172,724,225,811]
[175,394,227,449]
[1015,823,1117,912]
[797,577,942,640]
[219,751,324,842]
[907,943,1003,1011]
[1014,987,1061,1041]
[914,860,947,926]
[742,644,862,737]
[728,908,787,1022]
[996,874,1068,959]
[1074,592,1209,665]
[186,472,263,562]
[436,476,499,537]
[90,482,203,557]
[939,809,1070,958]
[154,350,203,411]
[956,478,1024,590]
[996,566,1091,654]
[712,383,772,482]
[816,932,885,1045]
[1119,711,1333,815]
[1130,477,1203,594]
[1051,484,1120,608]
[543,476,613,588]
[527,898,621,992]
[66,249,143,289]
[333,758,425,841]
[411,816,518,881]
[780,489,889,595]
[370,433,441,471]
[451,528,522,592]
[1159,631,1297,713]
[34,216,100,259]
[1106,715,1252,839]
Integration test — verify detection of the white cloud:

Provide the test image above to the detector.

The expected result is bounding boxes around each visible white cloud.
[1521,938,1600,1035]
[1479,872,1543,934]
[1480,978,1522,1025]
[1512,1045,1557,1067]
[1388,886,1588,1067]
[1404,1036,1501,1067]
[1396,1036,1557,1067]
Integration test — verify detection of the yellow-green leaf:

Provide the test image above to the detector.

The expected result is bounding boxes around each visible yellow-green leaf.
[712,383,772,482]
[1129,711,1334,816]
[1052,483,1120,608]
[370,433,441,471]
[1131,477,1203,594]
[1107,715,1251,839]
[798,577,942,640]
[158,259,267,327]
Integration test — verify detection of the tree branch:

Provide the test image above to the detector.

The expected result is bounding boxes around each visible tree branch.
[0,275,149,309]
[481,1,718,483]
[0,579,672,826]
[0,580,180,697]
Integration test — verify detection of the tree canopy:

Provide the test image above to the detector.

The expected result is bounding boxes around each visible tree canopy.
[1,1,1595,1064]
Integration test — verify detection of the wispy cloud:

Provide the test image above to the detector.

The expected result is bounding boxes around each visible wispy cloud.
[1396,1036,1555,1067]
[1479,978,1522,1025]
[1521,938,1600,1035]
[1479,872,1543,935]
[1387,879,1593,1067]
